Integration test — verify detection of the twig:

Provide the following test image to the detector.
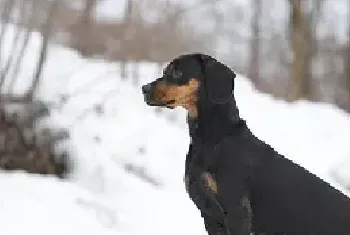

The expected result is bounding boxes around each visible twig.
[0,0,26,89]
[7,0,37,94]
[26,0,59,100]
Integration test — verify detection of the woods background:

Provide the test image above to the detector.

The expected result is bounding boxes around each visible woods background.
[0,0,349,177]
[1,0,349,109]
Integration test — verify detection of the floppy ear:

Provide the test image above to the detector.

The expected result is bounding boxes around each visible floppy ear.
[199,55,236,104]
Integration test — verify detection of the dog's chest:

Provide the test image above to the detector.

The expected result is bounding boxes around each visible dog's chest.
[184,143,222,216]
[189,141,219,171]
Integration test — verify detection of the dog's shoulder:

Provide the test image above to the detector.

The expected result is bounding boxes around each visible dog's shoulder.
[213,126,282,182]
[217,126,267,157]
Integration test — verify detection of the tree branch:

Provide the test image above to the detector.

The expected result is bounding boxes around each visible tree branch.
[26,0,59,100]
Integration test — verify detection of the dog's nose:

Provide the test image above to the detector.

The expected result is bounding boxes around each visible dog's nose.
[142,84,152,94]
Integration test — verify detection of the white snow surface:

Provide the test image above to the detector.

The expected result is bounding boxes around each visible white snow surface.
[1,25,350,234]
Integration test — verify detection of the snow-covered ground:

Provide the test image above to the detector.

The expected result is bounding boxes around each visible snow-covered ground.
[1,25,350,235]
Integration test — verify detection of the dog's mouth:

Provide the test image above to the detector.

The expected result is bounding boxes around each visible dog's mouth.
[142,82,178,109]
[144,95,175,109]
[165,100,176,109]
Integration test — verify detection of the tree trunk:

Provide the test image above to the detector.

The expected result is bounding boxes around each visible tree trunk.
[120,0,133,80]
[249,0,262,86]
[0,0,16,66]
[26,0,58,100]
[8,0,37,94]
[0,0,27,90]
[346,24,350,110]
[306,0,323,100]
[0,20,22,89]
[288,0,311,101]
[76,0,97,56]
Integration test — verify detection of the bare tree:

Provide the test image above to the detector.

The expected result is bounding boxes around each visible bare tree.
[26,0,58,100]
[73,0,97,56]
[287,0,312,101]
[7,0,38,94]
[249,0,262,86]
[119,0,133,80]
[305,0,324,100]
[0,0,16,66]
[0,0,26,89]
[346,18,350,109]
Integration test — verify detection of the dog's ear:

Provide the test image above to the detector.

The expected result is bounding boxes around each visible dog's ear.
[199,54,236,104]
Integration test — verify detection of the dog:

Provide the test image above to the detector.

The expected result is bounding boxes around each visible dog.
[142,53,350,234]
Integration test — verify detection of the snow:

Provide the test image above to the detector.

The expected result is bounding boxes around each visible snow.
[0,172,117,235]
[1,24,350,234]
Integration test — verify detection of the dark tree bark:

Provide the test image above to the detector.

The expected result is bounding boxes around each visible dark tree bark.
[287,0,311,101]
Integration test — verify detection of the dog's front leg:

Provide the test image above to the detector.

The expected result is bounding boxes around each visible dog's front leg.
[224,198,251,235]
[201,212,228,235]
[201,207,251,235]
[200,183,251,234]
[216,179,252,234]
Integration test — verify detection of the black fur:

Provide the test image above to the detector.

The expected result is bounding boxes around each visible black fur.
[198,54,236,104]
[142,53,350,235]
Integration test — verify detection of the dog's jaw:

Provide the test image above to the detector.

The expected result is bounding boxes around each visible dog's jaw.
[185,103,198,118]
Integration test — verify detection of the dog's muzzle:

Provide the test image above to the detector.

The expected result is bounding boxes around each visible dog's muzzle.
[142,82,162,106]
[142,82,175,109]
[141,83,154,104]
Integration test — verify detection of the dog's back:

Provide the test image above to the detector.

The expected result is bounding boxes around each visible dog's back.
[231,132,350,234]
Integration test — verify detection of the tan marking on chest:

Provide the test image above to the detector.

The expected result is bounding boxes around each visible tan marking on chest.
[201,171,217,194]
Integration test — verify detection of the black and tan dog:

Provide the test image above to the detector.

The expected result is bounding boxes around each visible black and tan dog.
[142,53,350,234]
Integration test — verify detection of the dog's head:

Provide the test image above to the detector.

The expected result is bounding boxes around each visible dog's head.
[142,53,236,117]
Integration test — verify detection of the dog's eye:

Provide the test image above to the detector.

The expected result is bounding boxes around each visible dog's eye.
[163,64,174,75]
[163,68,171,76]
[172,70,182,80]
[163,67,182,81]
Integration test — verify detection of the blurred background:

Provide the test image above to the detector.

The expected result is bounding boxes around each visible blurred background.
[0,0,349,234]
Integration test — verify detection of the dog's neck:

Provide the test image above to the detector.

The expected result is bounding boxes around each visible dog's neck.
[187,96,244,144]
